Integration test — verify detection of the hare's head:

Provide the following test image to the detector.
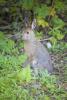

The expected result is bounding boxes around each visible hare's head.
[23,28,36,41]
[22,19,36,41]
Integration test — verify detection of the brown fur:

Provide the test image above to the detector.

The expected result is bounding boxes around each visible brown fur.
[23,28,53,73]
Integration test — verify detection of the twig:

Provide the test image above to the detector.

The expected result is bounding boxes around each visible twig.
[38,37,52,42]
[0,25,11,30]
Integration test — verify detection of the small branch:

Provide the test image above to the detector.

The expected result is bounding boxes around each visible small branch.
[0,25,11,30]
[39,37,52,42]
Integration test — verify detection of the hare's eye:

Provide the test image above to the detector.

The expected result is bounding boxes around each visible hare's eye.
[27,32,29,34]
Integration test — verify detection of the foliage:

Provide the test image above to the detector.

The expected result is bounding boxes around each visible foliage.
[49,8,56,16]
[0,31,5,38]
[0,0,6,3]
[34,4,50,19]
[0,32,66,99]
[0,32,15,54]
[55,0,65,12]
[37,18,49,27]
[51,16,65,28]
[0,32,32,99]
[49,28,64,40]
[17,66,31,82]
[49,15,65,45]
[36,31,44,40]
[22,0,34,10]
[39,70,56,90]
[0,0,67,99]
[50,42,67,53]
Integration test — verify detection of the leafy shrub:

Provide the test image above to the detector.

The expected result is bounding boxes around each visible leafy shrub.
[0,0,67,97]
[49,8,56,16]
[0,31,5,39]
[0,32,15,54]
[51,16,65,28]
[37,18,49,27]
[39,70,56,91]
[22,0,34,10]
[36,31,43,40]
[0,0,6,3]
[17,66,31,82]
[34,4,50,19]
[0,76,34,100]
[55,0,65,12]
[49,28,64,40]
[0,54,27,77]
[50,42,67,53]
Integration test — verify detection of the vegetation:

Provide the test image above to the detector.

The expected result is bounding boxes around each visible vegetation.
[0,0,67,100]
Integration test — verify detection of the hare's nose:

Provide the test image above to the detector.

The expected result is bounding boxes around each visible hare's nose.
[27,32,29,34]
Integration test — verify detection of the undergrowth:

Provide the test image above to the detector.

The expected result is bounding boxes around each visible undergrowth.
[0,0,67,99]
[0,32,67,100]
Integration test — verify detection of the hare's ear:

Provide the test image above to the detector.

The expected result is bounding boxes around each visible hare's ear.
[23,17,31,28]
[31,19,36,30]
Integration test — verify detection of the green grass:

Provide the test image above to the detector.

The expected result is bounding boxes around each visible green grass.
[0,32,67,100]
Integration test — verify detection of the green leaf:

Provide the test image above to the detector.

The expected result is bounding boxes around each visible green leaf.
[55,0,65,11]
[51,16,65,28]
[34,4,50,18]
[37,18,49,27]
[49,28,64,40]
[17,66,31,82]
[22,0,34,10]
